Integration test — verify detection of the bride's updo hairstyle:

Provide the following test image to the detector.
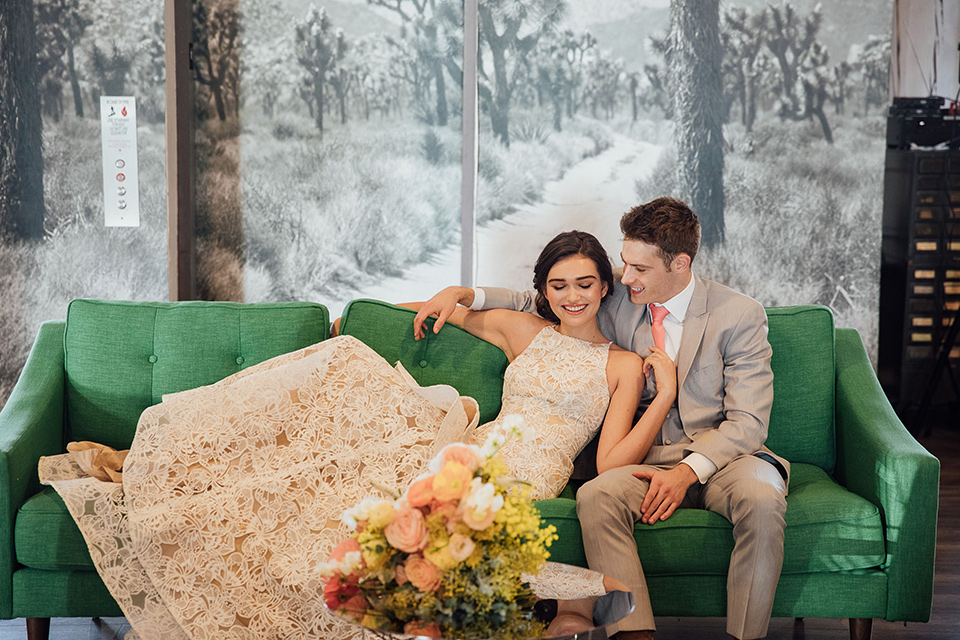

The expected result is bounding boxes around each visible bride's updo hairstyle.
[533,230,615,323]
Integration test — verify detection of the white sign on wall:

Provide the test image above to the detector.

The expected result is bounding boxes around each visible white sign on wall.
[100,96,140,227]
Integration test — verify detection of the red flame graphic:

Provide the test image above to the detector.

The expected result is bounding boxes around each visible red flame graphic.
[121,106,128,116]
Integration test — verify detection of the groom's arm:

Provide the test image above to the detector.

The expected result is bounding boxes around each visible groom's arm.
[684,301,774,472]
[412,286,537,338]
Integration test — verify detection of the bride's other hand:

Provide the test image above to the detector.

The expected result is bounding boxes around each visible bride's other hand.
[412,286,475,340]
[643,347,677,400]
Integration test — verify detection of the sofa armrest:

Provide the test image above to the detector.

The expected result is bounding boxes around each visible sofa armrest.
[0,321,67,617]
[832,327,939,623]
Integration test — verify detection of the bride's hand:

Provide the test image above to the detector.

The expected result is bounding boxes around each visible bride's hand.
[643,347,677,400]
[412,286,474,339]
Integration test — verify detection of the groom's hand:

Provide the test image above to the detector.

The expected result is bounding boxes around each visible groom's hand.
[633,464,697,524]
[413,286,475,339]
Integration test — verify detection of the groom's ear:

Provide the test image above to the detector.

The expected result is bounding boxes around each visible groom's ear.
[672,253,691,273]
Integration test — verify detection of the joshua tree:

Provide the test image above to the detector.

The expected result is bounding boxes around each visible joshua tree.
[295,4,346,136]
[193,0,242,122]
[477,0,564,147]
[35,0,90,118]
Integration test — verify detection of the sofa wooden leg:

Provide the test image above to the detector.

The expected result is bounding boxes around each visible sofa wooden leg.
[26,617,50,640]
[849,617,872,640]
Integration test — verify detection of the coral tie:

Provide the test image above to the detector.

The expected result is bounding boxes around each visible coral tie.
[649,304,670,351]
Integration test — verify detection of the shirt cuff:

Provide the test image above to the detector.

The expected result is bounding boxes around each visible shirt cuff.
[469,287,486,311]
[681,453,718,484]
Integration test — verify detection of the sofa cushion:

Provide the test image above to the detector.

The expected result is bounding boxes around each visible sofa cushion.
[64,299,330,450]
[765,305,836,471]
[15,488,93,571]
[339,299,509,424]
[537,462,883,576]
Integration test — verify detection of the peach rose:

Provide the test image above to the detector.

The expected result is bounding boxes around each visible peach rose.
[384,506,428,553]
[447,533,476,562]
[440,444,481,472]
[395,563,409,585]
[404,555,442,592]
[431,461,473,501]
[407,476,435,508]
[404,620,443,638]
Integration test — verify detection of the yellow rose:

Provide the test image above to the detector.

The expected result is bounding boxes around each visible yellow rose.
[423,544,458,572]
[359,532,390,570]
[367,501,396,529]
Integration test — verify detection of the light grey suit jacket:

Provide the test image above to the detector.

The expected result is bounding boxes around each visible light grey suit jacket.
[480,273,790,483]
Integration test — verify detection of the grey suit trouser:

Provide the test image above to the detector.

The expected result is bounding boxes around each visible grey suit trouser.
[576,455,787,640]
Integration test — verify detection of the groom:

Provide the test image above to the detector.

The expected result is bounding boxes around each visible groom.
[412,197,789,640]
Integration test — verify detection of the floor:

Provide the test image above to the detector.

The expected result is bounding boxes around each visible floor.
[1,425,956,640]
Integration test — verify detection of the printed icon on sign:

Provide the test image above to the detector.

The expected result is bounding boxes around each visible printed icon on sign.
[115,159,125,168]
[118,200,127,210]
[108,106,116,117]
[116,173,125,182]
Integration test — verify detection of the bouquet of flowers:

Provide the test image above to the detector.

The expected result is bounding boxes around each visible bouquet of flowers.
[320,415,558,639]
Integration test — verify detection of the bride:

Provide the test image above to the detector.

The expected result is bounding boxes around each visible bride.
[40,230,676,640]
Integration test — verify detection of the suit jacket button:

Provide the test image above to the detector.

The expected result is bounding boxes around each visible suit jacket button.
[419,359,428,368]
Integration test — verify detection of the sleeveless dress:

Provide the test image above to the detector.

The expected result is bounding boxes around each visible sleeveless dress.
[39,329,611,640]
[472,325,611,500]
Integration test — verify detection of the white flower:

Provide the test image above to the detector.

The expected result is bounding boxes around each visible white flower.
[340,496,382,530]
[339,551,363,574]
[501,414,524,432]
[479,431,506,458]
[463,477,504,518]
[314,561,338,578]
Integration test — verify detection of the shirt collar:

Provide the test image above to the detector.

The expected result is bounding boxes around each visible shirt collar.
[651,273,695,323]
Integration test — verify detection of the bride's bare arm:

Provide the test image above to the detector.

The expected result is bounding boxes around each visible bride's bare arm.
[398,302,544,362]
[596,348,676,473]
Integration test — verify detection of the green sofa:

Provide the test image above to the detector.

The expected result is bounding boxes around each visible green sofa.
[0,299,938,640]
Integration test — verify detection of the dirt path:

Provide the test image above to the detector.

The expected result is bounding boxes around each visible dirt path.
[317,133,663,318]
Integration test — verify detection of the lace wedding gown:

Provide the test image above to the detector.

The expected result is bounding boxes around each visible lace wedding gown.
[40,328,610,640]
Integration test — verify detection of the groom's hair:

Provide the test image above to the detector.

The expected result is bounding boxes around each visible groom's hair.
[533,230,615,324]
[620,197,700,267]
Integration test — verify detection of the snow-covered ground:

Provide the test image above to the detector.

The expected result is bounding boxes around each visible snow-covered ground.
[315,134,663,319]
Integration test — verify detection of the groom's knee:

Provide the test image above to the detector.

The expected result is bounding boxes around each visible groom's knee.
[576,466,647,519]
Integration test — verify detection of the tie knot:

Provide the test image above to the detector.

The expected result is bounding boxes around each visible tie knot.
[649,304,669,324]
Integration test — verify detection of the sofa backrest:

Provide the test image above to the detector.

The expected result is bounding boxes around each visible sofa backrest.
[341,300,838,472]
[764,305,836,472]
[63,299,329,450]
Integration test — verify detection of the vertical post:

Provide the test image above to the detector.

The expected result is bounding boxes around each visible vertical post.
[165,0,196,301]
[460,0,479,287]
